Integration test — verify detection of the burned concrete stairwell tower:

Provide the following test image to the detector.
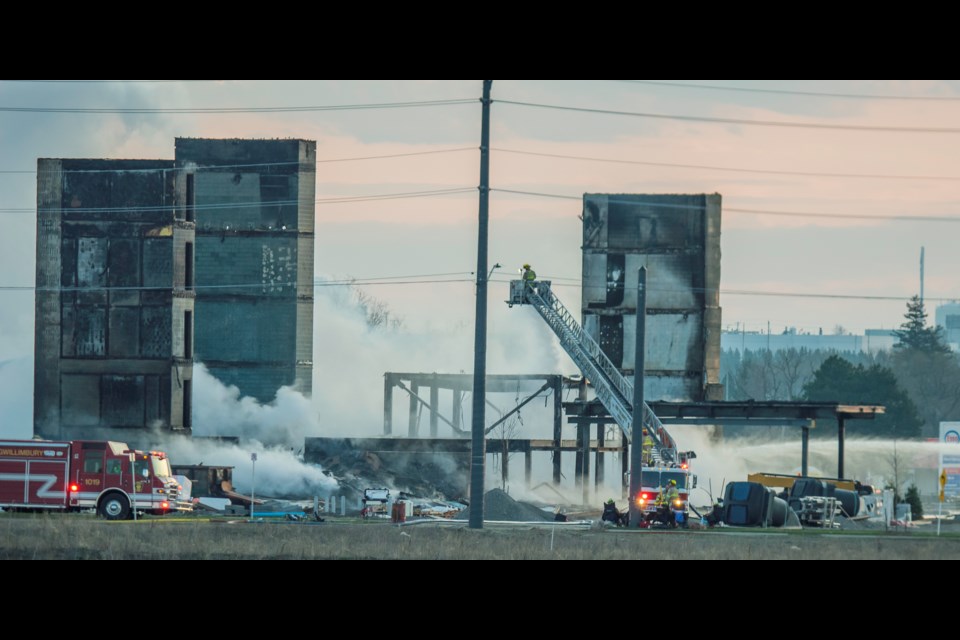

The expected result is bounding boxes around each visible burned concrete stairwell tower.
[34,159,195,441]
[174,138,316,402]
[581,194,722,401]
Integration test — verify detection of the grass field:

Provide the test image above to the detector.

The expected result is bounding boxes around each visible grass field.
[2,512,959,560]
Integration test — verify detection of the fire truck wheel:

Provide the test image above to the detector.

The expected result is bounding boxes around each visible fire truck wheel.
[98,492,131,520]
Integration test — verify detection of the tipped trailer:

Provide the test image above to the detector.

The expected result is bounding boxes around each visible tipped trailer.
[0,439,188,520]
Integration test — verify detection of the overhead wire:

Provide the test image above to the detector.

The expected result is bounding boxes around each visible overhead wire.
[491,147,960,182]
[0,98,478,114]
[0,187,477,214]
[616,80,960,101]
[490,188,960,224]
[494,99,960,133]
[1,273,947,305]
[0,147,476,175]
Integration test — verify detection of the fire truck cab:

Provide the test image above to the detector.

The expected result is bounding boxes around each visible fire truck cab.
[0,439,186,520]
[634,464,698,525]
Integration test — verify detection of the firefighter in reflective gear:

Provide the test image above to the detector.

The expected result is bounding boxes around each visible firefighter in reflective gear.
[641,429,654,465]
[649,479,680,526]
[520,264,537,302]
[663,479,681,505]
[647,481,670,525]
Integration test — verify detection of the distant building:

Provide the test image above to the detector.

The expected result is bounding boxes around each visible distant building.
[721,327,897,353]
[34,159,194,441]
[935,302,960,350]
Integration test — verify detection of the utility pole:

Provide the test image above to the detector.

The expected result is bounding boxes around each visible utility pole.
[629,267,647,528]
[920,246,925,306]
[250,452,257,519]
[469,80,492,530]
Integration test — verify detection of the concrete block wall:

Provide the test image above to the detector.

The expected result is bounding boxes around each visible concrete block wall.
[176,138,315,404]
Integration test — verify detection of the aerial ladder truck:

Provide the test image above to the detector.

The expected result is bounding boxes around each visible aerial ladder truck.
[507,278,696,522]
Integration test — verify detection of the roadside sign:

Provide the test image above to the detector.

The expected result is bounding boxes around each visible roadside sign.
[940,422,960,498]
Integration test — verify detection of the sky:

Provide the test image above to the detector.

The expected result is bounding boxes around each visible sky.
[1,79,959,493]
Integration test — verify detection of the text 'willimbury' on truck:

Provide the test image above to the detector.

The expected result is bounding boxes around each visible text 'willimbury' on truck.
[0,439,189,520]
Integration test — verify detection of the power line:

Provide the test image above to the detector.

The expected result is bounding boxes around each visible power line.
[0,272,953,303]
[488,276,955,303]
[0,98,477,114]
[8,143,948,182]
[0,279,941,302]
[0,187,476,214]
[315,271,473,282]
[0,80,208,83]
[0,274,476,292]
[618,80,960,101]
[719,289,921,302]
[726,206,960,223]
[0,147,476,175]
[313,187,475,205]
[492,147,960,182]
[495,99,960,133]
[313,147,474,164]
[8,186,948,223]
[490,188,960,223]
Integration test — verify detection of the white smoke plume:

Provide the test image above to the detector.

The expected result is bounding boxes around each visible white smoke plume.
[159,436,338,498]
[192,363,319,447]
[183,362,338,498]
[0,357,33,439]
[310,280,571,439]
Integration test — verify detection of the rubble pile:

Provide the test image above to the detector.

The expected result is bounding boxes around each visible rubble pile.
[318,448,468,501]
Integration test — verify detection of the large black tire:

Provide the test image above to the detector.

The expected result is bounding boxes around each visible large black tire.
[98,492,130,521]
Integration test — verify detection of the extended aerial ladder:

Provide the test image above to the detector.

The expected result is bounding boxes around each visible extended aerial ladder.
[507,279,680,464]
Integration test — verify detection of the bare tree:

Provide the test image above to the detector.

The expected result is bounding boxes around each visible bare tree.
[352,284,404,331]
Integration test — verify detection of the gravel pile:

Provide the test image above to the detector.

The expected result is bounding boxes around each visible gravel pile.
[481,488,554,522]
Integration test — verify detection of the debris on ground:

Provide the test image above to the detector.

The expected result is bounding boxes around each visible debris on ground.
[411,499,466,518]
[195,497,231,512]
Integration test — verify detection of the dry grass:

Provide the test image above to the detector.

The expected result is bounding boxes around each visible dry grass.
[1,513,958,560]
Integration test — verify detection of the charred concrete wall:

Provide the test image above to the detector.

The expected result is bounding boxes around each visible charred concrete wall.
[174,138,315,403]
[582,194,722,402]
[35,159,194,441]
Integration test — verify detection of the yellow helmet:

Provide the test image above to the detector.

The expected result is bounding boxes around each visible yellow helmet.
[523,264,531,269]
[669,479,677,486]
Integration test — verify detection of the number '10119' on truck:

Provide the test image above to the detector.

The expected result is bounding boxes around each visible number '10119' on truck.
[0,439,189,519]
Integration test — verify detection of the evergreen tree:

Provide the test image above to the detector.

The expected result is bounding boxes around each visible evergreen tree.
[803,355,922,438]
[893,295,950,353]
[889,296,960,437]
[904,484,924,520]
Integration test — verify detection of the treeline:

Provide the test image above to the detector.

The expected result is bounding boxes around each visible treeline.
[720,296,960,439]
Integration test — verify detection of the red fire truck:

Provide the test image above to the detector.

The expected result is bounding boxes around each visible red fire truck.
[0,439,186,520]
[634,456,698,527]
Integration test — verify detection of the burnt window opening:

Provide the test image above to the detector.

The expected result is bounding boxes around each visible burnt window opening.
[184,310,193,358]
[184,242,194,290]
[185,173,195,223]
[183,379,192,429]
